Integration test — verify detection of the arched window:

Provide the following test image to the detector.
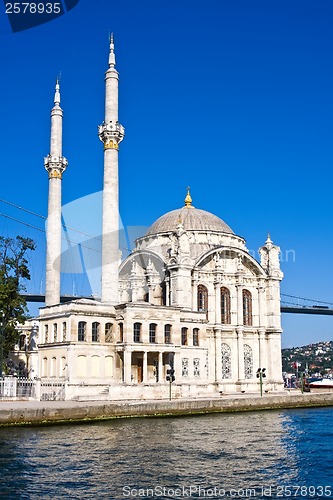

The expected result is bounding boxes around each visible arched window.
[197,285,208,312]
[221,343,231,379]
[42,357,48,377]
[243,289,252,326]
[193,328,199,346]
[62,322,67,341]
[221,287,231,324]
[78,321,86,341]
[105,323,113,342]
[244,344,253,379]
[92,322,100,342]
[164,324,171,344]
[19,334,26,351]
[61,356,66,375]
[149,323,157,343]
[53,323,58,342]
[181,327,188,346]
[77,355,87,377]
[119,323,123,342]
[51,357,57,377]
[133,322,141,343]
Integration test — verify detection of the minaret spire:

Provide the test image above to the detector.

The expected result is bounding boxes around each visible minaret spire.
[54,78,60,106]
[108,32,116,68]
[44,80,68,306]
[98,35,125,304]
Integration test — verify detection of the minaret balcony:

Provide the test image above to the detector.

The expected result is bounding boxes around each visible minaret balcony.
[98,121,125,150]
[44,155,68,179]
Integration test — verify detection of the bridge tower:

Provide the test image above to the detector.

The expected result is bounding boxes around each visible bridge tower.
[44,81,68,306]
[98,35,125,303]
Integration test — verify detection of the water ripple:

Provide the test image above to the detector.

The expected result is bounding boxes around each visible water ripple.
[0,408,332,499]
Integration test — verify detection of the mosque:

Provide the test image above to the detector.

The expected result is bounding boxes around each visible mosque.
[23,38,284,400]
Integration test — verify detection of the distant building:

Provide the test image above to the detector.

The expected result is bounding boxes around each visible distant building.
[21,38,284,400]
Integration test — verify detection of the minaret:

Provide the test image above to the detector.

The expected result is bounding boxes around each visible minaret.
[44,80,68,306]
[98,35,125,303]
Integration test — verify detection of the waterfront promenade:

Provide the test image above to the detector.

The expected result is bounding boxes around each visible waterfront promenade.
[1,391,333,426]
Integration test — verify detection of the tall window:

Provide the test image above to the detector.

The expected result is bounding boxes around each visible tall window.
[119,323,124,342]
[197,285,208,312]
[221,287,231,324]
[193,328,199,346]
[164,324,171,344]
[105,323,113,342]
[133,323,141,343]
[45,325,49,343]
[42,357,48,377]
[243,289,252,326]
[181,327,188,346]
[78,321,86,341]
[244,344,253,379]
[149,323,157,343]
[19,335,26,350]
[62,322,67,341]
[53,323,58,342]
[51,357,57,377]
[92,322,100,342]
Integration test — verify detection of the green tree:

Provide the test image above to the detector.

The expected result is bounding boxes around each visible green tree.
[0,236,36,369]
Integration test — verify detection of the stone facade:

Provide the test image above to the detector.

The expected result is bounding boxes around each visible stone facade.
[18,38,284,400]
[22,212,284,400]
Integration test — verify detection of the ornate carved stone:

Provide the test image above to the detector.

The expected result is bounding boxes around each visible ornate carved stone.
[44,155,68,179]
[98,120,125,150]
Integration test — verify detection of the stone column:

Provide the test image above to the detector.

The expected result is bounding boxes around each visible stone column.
[143,351,148,383]
[123,349,132,383]
[259,329,266,369]
[214,328,222,381]
[148,285,154,303]
[165,277,170,306]
[215,283,221,324]
[258,285,266,328]
[158,351,163,383]
[237,328,244,380]
[174,351,181,382]
[192,278,198,311]
[237,284,243,326]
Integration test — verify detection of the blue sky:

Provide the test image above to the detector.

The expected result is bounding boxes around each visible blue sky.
[0,0,332,348]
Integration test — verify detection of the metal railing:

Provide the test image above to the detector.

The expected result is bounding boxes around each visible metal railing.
[40,378,65,401]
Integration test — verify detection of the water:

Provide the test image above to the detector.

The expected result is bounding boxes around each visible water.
[0,408,332,499]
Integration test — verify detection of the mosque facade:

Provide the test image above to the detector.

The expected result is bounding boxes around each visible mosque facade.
[23,38,284,400]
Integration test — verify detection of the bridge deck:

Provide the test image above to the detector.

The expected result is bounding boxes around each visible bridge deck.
[21,294,333,315]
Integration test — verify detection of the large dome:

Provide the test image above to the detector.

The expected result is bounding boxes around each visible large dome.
[146,206,234,236]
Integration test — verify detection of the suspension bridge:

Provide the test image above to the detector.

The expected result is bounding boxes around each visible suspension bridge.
[280,295,333,315]
[1,197,333,316]
[19,293,333,315]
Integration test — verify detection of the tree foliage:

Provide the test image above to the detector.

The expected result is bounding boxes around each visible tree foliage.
[0,236,36,359]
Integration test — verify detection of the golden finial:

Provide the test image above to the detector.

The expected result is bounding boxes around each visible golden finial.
[184,186,192,207]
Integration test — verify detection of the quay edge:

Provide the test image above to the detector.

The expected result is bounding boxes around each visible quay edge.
[1,393,333,427]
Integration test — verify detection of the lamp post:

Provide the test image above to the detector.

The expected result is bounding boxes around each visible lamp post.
[166,368,175,401]
[0,313,5,378]
[0,313,4,377]
[256,368,266,396]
